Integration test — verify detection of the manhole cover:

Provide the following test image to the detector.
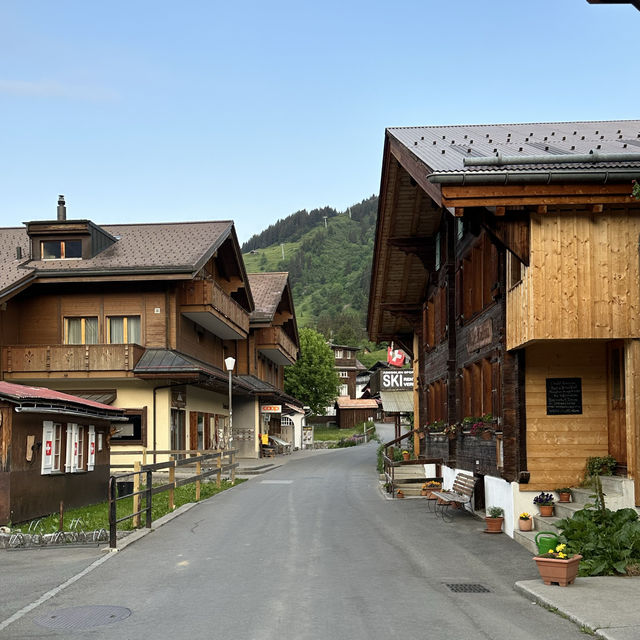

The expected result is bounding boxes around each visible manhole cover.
[445,583,491,593]
[34,605,131,630]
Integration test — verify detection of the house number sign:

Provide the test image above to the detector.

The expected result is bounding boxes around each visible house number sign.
[546,378,582,415]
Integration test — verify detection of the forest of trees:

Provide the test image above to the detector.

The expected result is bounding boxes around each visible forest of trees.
[242,195,379,348]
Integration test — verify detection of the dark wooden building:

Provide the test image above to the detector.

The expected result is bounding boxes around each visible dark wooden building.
[0,381,124,524]
[368,120,640,529]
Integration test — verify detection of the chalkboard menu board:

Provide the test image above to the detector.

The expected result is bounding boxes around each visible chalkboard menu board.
[546,378,582,415]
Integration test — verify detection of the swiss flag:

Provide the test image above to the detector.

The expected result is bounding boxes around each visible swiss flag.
[387,344,405,367]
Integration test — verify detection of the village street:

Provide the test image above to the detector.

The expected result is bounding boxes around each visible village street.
[1,442,586,640]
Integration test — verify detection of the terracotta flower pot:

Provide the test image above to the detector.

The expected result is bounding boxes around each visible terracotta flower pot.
[538,504,554,517]
[402,452,410,461]
[558,492,571,503]
[420,489,429,496]
[396,490,404,499]
[519,518,533,531]
[534,554,582,586]
[485,517,503,534]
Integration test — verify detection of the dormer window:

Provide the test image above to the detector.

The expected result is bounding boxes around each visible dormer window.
[41,239,82,260]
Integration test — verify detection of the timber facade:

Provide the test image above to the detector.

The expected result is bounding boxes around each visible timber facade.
[0,200,302,479]
[368,120,640,525]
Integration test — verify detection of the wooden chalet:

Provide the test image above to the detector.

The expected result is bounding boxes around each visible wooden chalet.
[368,120,640,521]
[0,381,125,524]
[0,197,301,466]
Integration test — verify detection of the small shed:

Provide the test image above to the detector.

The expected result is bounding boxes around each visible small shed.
[335,397,379,430]
[0,382,125,525]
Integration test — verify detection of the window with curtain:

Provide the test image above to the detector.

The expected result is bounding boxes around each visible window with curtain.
[107,316,141,344]
[64,317,98,344]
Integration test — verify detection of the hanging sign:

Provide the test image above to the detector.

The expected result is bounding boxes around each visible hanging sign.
[261,405,282,414]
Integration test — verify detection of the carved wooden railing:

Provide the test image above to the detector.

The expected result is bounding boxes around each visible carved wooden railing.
[2,344,145,374]
[255,326,297,362]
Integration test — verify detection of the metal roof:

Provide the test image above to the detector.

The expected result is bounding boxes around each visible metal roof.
[388,120,640,176]
[0,381,124,414]
[335,397,378,410]
[379,391,414,413]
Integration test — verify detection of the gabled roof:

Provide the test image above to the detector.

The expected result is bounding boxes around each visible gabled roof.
[388,120,640,177]
[247,272,290,322]
[0,220,242,300]
[335,397,378,410]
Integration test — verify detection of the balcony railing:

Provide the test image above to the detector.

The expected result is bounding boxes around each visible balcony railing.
[255,326,297,363]
[180,280,250,337]
[2,344,145,375]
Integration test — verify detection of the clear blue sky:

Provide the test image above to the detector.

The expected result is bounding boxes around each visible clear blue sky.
[1,1,638,243]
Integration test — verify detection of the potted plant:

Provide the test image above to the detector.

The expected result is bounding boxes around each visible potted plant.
[443,422,459,440]
[485,506,504,533]
[555,488,572,503]
[401,449,410,461]
[533,492,555,517]
[423,480,441,499]
[396,489,405,499]
[518,512,533,531]
[534,543,582,586]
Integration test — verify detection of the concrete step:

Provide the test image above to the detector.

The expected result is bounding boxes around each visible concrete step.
[237,463,280,475]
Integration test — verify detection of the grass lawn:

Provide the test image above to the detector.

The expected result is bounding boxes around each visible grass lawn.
[13,479,245,534]
[313,425,373,441]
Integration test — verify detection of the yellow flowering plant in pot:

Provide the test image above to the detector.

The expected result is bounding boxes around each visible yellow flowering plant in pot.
[534,543,582,586]
[519,512,533,531]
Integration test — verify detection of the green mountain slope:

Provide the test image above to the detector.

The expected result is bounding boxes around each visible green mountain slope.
[242,195,378,344]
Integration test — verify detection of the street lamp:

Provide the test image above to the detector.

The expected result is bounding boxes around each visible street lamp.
[224,356,236,449]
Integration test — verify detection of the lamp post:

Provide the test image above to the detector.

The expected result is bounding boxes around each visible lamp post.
[224,356,236,449]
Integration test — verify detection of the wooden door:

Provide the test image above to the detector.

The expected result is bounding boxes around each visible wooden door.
[170,409,185,459]
[607,342,626,472]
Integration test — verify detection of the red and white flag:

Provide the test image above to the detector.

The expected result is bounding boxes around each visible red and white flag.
[387,342,405,367]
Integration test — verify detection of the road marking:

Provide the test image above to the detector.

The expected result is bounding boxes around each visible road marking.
[0,552,114,633]
[260,480,293,484]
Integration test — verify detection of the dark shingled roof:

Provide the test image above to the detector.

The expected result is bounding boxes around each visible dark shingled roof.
[0,220,235,296]
[247,273,289,322]
[388,119,640,175]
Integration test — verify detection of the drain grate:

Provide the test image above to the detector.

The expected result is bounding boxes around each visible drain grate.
[34,605,131,630]
[445,583,491,593]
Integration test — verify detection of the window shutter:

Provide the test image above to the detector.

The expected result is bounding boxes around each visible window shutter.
[68,423,79,472]
[65,424,73,472]
[41,421,55,475]
[87,426,96,471]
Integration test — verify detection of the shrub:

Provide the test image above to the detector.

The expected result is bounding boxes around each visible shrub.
[556,507,640,576]
[585,455,617,478]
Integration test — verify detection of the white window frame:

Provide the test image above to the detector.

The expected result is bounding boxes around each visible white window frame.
[339,371,349,378]
[41,421,63,475]
[339,384,348,396]
[334,349,343,359]
[65,423,86,473]
[87,426,96,471]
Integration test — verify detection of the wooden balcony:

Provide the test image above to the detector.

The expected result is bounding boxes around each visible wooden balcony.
[2,344,145,378]
[180,280,249,340]
[255,326,297,365]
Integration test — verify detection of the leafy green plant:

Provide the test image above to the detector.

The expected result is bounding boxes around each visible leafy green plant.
[487,506,504,518]
[585,455,617,478]
[556,507,640,576]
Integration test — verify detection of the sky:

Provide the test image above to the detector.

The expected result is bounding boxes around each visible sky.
[1,1,639,244]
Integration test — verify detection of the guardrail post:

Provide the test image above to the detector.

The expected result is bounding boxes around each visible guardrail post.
[145,470,152,528]
[133,461,141,528]
[216,453,222,488]
[169,456,175,511]
[196,452,201,501]
[230,449,235,485]
[109,476,117,549]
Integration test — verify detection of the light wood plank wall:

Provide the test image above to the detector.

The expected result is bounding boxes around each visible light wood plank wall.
[626,339,640,504]
[525,342,608,489]
[507,207,640,350]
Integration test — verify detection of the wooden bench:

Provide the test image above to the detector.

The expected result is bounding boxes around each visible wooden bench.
[429,473,475,522]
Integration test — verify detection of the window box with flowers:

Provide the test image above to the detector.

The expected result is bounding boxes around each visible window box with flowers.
[462,414,496,440]
[534,543,582,586]
[443,422,459,440]
[421,480,442,498]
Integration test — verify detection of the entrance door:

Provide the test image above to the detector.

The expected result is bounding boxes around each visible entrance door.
[171,409,185,459]
[607,342,627,473]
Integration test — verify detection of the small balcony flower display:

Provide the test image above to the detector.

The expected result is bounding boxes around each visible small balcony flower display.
[464,414,495,440]
[533,492,555,517]
[442,422,459,440]
[518,512,533,531]
[534,543,582,586]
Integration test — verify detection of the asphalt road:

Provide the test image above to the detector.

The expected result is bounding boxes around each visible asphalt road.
[1,444,586,639]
